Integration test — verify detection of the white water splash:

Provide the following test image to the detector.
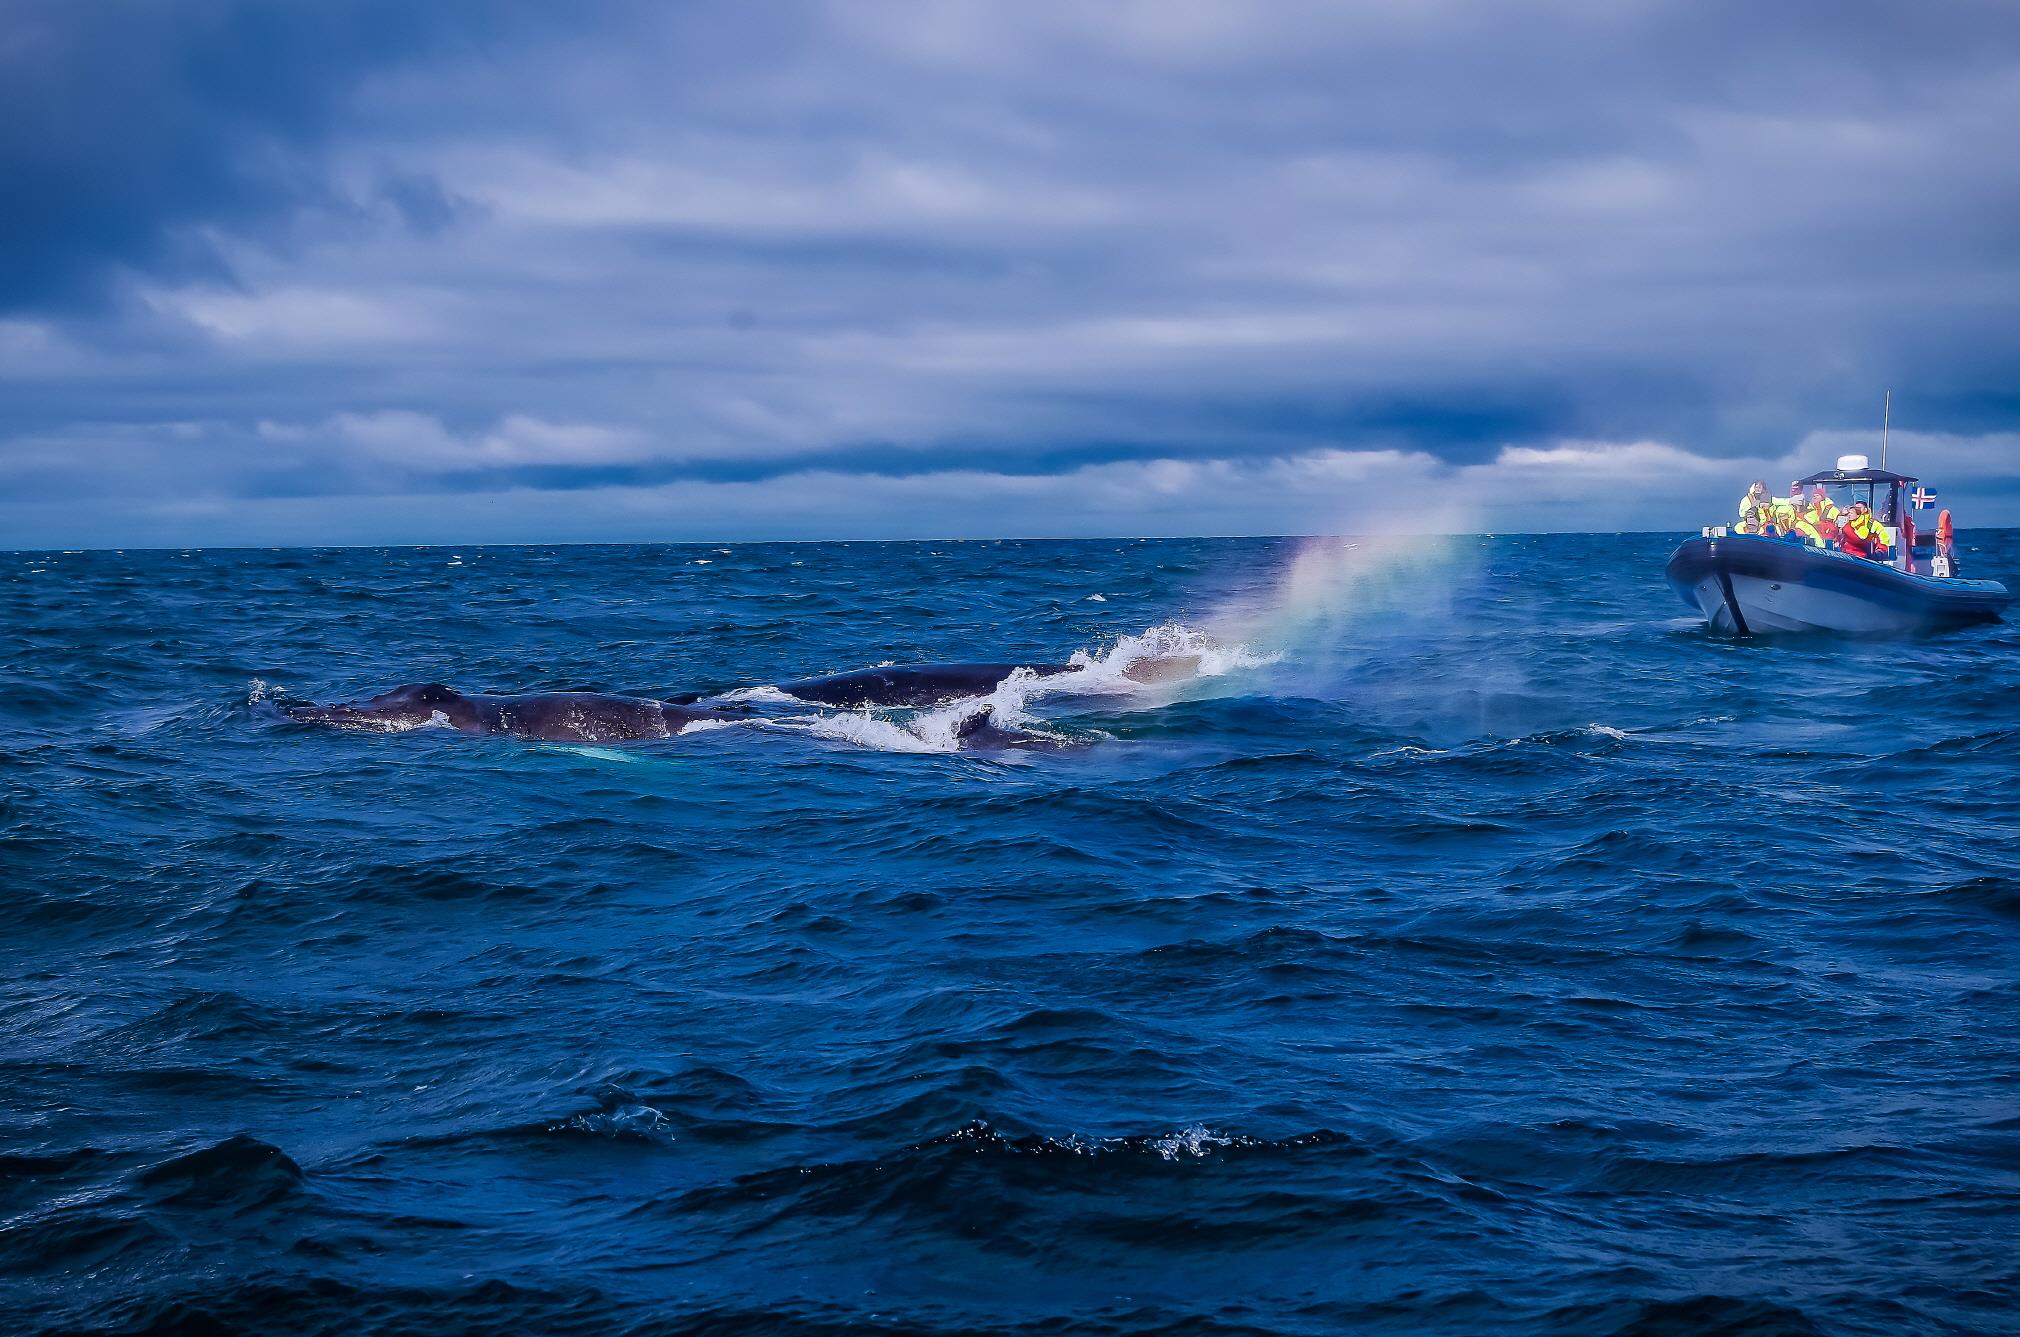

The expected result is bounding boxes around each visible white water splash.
[676,718,748,735]
[1368,743,1448,761]
[718,684,802,705]
[762,711,962,754]
[1044,621,1277,701]
[552,1102,674,1142]
[901,622,1270,752]
[749,622,1273,755]
[1146,1126,1239,1161]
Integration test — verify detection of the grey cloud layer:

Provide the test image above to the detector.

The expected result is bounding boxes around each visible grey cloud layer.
[5,1,2019,546]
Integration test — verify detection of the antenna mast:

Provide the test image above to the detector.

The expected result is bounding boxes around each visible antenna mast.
[1881,389,1891,469]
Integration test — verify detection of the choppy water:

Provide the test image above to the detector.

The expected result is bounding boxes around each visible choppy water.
[4,534,2018,1336]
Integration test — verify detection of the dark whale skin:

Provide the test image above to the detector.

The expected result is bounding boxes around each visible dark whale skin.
[951,706,1080,752]
[776,662,1074,708]
[288,683,722,742]
[287,682,1081,751]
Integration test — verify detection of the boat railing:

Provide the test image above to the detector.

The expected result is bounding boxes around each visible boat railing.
[1700,519,1963,579]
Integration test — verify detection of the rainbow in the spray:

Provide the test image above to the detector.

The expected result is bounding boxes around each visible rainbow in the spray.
[1212,534,1474,663]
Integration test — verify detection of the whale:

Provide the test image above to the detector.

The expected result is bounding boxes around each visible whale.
[773,655,1201,708]
[775,662,1073,708]
[950,705,1080,752]
[287,683,726,742]
[286,682,1078,752]
[286,653,1206,749]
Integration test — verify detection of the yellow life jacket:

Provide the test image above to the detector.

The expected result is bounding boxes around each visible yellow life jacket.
[1845,511,1884,542]
[1806,499,1840,527]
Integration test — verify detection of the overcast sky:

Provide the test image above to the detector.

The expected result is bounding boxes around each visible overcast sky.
[5,0,2019,547]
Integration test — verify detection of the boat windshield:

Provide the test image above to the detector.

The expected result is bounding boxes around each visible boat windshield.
[1807,479,1899,521]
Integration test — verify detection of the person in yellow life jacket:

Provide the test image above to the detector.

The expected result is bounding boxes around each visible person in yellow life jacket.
[1767,498,1802,540]
[1804,485,1841,531]
[1734,503,1770,535]
[1839,499,1891,559]
[1737,480,1771,523]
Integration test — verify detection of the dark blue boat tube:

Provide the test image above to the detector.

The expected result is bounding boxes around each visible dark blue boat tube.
[1665,534,2011,635]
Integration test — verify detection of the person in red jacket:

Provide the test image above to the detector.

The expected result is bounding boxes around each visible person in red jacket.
[1838,500,1891,561]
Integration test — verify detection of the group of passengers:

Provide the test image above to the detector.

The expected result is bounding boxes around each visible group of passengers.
[1734,480,1892,560]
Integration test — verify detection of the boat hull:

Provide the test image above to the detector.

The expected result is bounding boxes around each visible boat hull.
[1665,535,2011,636]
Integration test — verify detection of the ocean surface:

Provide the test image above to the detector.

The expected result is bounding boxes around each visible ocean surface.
[4,533,2018,1337]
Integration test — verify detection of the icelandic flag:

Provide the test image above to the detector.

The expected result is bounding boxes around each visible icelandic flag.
[1912,486,1938,509]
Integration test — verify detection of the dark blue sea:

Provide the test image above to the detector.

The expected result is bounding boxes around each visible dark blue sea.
[5,534,2018,1337]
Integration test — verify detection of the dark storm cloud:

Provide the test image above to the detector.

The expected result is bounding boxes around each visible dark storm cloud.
[0,0,531,308]
[4,1,2020,546]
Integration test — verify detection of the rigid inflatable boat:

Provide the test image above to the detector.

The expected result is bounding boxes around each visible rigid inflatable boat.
[1667,456,2011,636]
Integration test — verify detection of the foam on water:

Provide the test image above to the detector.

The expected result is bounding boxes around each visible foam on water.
[761,710,964,754]
[548,745,642,763]
[675,718,746,735]
[718,684,802,705]
[1145,1125,1240,1161]
[752,622,1272,754]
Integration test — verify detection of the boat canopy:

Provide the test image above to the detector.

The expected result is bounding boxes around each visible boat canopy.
[1796,466,1918,487]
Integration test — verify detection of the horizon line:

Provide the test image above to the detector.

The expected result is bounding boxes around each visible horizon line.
[17,524,2020,556]
[11,527,1715,556]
